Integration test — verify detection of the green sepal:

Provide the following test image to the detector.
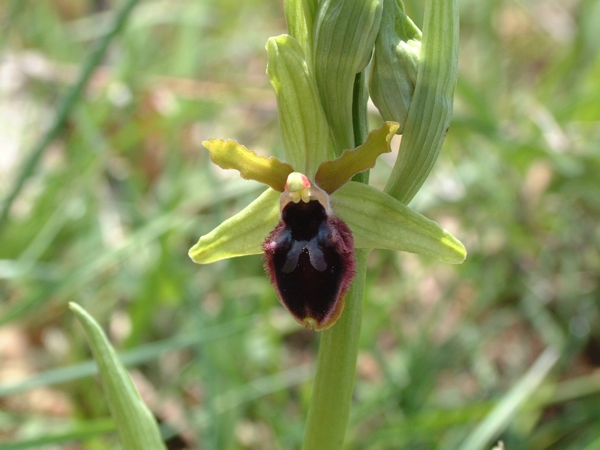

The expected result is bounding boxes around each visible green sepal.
[69,303,166,450]
[313,0,383,153]
[189,188,280,264]
[332,182,466,264]
[384,0,459,204]
[266,35,330,178]
[284,0,318,65]
[203,139,293,192]
[370,0,422,133]
[315,121,399,194]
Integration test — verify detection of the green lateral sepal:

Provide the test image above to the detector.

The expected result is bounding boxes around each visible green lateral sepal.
[188,188,280,264]
[332,182,466,264]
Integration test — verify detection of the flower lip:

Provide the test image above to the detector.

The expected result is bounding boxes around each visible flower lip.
[263,195,356,331]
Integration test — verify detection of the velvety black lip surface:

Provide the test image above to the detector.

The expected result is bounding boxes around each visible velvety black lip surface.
[263,200,355,327]
[282,200,327,241]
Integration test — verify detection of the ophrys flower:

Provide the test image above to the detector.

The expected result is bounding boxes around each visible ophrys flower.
[189,33,464,331]
[189,123,465,330]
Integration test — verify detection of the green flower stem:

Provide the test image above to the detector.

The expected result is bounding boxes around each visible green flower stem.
[302,248,370,450]
[351,71,371,185]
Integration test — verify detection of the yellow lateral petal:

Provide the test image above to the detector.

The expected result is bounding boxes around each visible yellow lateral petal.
[203,139,294,192]
[315,122,398,194]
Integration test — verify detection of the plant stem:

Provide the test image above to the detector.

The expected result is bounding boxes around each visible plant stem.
[301,248,370,450]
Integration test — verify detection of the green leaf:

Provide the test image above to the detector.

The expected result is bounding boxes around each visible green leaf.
[313,0,383,153]
[266,35,330,178]
[370,0,422,133]
[315,121,398,194]
[69,303,166,450]
[332,182,466,264]
[284,0,318,65]
[384,0,459,204]
[203,139,294,192]
[189,188,280,264]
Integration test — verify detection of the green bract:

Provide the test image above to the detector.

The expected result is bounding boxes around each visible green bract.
[383,0,459,204]
[284,0,317,66]
[313,0,383,152]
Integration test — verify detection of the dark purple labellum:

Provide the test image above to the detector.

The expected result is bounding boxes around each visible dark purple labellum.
[263,199,355,331]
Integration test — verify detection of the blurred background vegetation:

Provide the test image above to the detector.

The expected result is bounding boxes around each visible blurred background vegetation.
[1,0,600,448]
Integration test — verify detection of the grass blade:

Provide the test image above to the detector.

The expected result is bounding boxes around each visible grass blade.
[0,315,254,398]
[0,0,140,232]
[69,302,166,450]
[460,348,560,450]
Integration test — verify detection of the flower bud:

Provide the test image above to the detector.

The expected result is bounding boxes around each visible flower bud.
[370,0,422,133]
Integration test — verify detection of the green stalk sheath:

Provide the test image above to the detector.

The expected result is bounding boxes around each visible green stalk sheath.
[302,249,370,450]
[0,0,140,232]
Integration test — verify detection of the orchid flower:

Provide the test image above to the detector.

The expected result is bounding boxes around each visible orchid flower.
[188,38,464,331]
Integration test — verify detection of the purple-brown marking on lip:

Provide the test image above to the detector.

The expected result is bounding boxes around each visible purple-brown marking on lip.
[263,191,355,331]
